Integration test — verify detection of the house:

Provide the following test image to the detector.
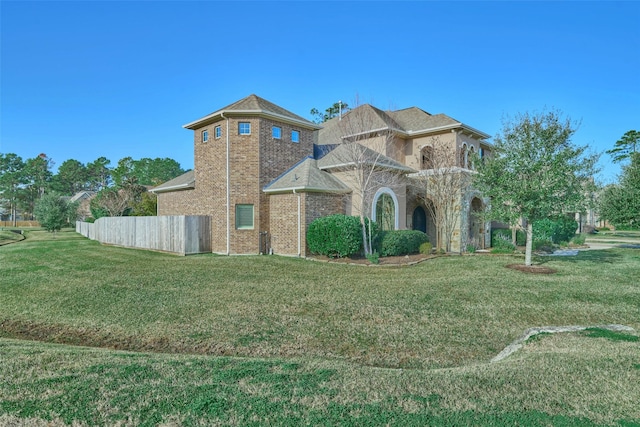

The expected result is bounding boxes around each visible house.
[152,94,492,255]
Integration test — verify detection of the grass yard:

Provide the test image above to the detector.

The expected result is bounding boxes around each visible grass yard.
[1,229,639,425]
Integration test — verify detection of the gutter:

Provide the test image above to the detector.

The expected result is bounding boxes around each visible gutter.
[184,110,322,131]
[222,112,230,255]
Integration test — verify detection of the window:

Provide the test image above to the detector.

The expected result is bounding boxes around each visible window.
[235,204,254,229]
[376,194,396,231]
[421,146,433,169]
[238,122,251,135]
[291,130,300,143]
[272,126,282,139]
[202,130,209,143]
[215,126,222,139]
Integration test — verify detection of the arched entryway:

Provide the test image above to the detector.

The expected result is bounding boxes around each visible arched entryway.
[468,197,484,248]
[412,206,427,233]
[372,188,399,231]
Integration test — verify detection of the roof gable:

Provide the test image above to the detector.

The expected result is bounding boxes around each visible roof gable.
[263,157,351,194]
[317,143,415,173]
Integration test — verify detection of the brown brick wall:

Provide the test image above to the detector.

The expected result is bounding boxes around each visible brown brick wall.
[158,114,314,254]
[269,193,300,256]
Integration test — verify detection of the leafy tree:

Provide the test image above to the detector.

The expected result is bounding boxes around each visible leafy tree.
[53,159,88,195]
[0,153,26,226]
[598,152,640,228]
[20,154,54,218]
[86,157,112,191]
[90,177,147,218]
[34,193,78,233]
[473,110,599,266]
[606,130,640,163]
[130,191,157,216]
[112,157,184,187]
[310,101,350,123]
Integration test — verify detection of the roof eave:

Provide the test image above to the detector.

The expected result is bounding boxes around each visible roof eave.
[150,183,195,194]
[184,110,322,130]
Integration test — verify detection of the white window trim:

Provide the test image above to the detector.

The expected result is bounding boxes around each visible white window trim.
[272,126,282,139]
[291,130,300,143]
[371,187,399,230]
[239,122,251,135]
[215,125,222,139]
[235,204,254,230]
[202,130,209,143]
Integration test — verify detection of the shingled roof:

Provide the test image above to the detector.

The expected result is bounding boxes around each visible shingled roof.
[316,104,489,144]
[317,143,415,173]
[184,94,321,130]
[263,157,351,194]
[150,170,195,194]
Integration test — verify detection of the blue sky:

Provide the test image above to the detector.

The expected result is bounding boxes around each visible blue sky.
[1,1,638,183]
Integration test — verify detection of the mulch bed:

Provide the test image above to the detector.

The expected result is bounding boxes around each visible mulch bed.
[308,253,431,266]
[506,264,557,274]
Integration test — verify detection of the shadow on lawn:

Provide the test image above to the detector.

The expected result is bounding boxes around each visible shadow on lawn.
[536,249,623,265]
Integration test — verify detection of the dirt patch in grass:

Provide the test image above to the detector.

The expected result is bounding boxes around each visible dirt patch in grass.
[506,264,557,274]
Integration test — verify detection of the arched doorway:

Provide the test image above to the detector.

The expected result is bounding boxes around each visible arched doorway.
[469,197,484,248]
[412,206,427,233]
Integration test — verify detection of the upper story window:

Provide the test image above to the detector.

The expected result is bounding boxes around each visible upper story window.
[215,125,222,139]
[291,130,300,143]
[272,126,282,139]
[238,122,251,135]
[202,130,209,143]
[420,146,433,169]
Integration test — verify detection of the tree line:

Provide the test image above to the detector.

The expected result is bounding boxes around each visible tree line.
[0,154,186,227]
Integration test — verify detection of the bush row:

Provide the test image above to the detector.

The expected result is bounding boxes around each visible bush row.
[307,214,428,258]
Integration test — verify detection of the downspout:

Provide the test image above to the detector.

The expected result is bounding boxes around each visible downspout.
[294,189,301,257]
[222,112,230,255]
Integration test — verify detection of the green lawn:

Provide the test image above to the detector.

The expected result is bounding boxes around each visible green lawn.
[1,229,639,425]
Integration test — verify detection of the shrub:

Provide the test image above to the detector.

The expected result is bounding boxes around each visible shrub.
[533,217,578,244]
[491,234,515,252]
[377,230,428,256]
[466,244,477,253]
[419,242,433,255]
[491,228,525,247]
[571,233,587,246]
[307,214,364,258]
[366,251,380,264]
[533,239,555,252]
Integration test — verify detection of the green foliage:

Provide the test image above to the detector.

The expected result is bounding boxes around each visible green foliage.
[376,230,428,256]
[606,130,640,163]
[34,193,78,232]
[598,152,640,229]
[307,214,364,257]
[419,242,433,255]
[130,192,158,216]
[492,228,526,246]
[491,234,515,252]
[533,217,578,244]
[474,110,599,264]
[112,156,185,187]
[310,102,350,123]
[366,251,380,264]
[466,244,477,253]
[571,234,587,245]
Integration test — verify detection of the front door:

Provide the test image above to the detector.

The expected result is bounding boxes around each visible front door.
[412,206,427,233]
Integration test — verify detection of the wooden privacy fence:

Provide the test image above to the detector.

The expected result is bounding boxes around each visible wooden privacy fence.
[76,216,211,255]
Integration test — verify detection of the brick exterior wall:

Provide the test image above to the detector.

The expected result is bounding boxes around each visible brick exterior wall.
[157,114,314,254]
[269,192,346,257]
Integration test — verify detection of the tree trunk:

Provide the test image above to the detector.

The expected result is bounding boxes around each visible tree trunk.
[525,222,533,266]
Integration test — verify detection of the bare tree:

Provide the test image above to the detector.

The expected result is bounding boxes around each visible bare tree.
[318,101,410,255]
[410,140,474,252]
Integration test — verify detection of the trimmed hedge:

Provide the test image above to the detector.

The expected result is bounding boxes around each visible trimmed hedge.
[307,214,366,258]
[491,228,525,247]
[377,230,429,256]
[533,217,578,244]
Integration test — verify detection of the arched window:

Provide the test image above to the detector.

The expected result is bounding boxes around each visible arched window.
[421,146,433,169]
[372,188,399,231]
[459,144,467,168]
[469,146,475,169]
